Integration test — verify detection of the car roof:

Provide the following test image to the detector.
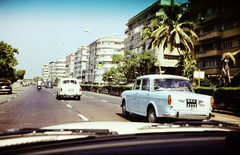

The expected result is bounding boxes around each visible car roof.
[136,74,190,81]
[60,78,78,81]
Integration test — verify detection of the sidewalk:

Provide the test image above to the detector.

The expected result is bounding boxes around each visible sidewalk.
[211,111,240,124]
[12,82,22,90]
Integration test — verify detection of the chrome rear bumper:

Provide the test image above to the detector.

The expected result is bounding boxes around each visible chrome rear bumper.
[162,111,215,119]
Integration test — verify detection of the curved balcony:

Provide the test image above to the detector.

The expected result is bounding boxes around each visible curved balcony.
[197,31,222,42]
[195,49,222,59]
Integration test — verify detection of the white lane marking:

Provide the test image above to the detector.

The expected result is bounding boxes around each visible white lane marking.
[101,100,107,102]
[89,96,94,98]
[66,104,72,108]
[7,99,11,102]
[78,114,89,121]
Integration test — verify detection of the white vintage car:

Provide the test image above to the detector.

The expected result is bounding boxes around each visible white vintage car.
[121,75,215,123]
[56,78,82,100]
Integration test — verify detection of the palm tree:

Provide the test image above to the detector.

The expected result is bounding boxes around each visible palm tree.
[221,50,240,83]
[139,0,197,74]
[151,1,197,55]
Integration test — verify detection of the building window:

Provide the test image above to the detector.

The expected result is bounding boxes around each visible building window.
[224,22,233,30]
[223,39,232,49]
[198,61,203,68]
[237,59,240,66]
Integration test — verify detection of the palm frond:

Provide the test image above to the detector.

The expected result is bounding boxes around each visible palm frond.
[232,50,240,56]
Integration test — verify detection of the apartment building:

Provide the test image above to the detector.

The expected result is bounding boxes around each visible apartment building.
[42,64,49,82]
[190,0,240,77]
[48,61,55,82]
[86,38,124,84]
[74,46,88,83]
[52,59,66,81]
[66,53,75,77]
[124,0,188,74]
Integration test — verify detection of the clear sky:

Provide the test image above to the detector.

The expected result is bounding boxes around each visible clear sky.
[0,0,188,79]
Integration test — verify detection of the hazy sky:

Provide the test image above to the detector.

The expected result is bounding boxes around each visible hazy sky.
[0,0,188,79]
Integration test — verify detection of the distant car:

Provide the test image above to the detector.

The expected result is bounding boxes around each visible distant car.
[121,74,215,123]
[22,82,28,87]
[0,79,12,94]
[56,78,82,100]
[45,81,53,88]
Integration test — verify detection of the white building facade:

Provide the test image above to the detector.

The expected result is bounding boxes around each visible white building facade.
[42,64,49,82]
[74,46,88,83]
[66,53,75,77]
[86,38,124,84]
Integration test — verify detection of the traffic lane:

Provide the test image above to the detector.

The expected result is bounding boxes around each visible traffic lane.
[42,89,240,124]
[64,93,129,122]
[45,88,128,122]
[80,91,240,124]
[0,85,29,104]
[82,91,122,106]
[0,86,84,132]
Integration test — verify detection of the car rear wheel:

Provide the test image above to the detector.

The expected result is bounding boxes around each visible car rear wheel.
[8,91,12,94]
[122,102,129,118]
[148,108,157,123]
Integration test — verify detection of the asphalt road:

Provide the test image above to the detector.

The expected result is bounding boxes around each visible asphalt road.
[0,84,239,132]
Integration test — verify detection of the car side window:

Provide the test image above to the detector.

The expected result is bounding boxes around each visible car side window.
[142,79,150,91]
[135,79,141,90]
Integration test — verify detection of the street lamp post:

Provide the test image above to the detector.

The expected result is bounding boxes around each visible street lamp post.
[84,29,118,85]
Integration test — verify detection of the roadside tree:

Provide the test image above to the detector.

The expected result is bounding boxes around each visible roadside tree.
[33,76,43,83]
[176,52,197,82]
[0,41,19,80]
[139,0,197,74]
[104,50,157,84]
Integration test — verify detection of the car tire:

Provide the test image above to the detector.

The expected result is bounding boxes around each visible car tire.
[56,93,61,100]
[8,91,12,94]
[148,107,157,123]
[122,102,129,118]
[78,96,81,100]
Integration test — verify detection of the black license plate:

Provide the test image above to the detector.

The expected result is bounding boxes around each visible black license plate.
[186,99,197,108]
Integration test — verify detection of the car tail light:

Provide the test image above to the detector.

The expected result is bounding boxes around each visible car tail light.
[61,88,63,91]
[211,97,214,107]
[168,95,172,105]
[80,88,82,91]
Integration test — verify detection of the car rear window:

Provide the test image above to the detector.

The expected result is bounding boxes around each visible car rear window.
[154,79,193,92]
[62,80,77,84]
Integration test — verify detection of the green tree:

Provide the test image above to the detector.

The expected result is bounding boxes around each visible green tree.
[14,70,26,80]
[0,41,19,79]
[139,0,197,73]
[33,76,43,83]
[136,50,157,76]
[151,0,197,55]
[102,66,118,84]
[112,50,139,83]
[176,52,197,82]
[103,50,157,84]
